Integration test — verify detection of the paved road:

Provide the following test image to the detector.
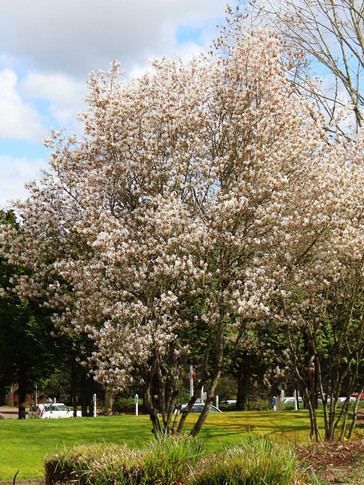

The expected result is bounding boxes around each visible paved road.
[0,481,44,485]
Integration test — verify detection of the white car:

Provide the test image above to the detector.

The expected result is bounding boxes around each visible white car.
[282,397,303,405]
[41,403,81,419]
[180,403,222,413]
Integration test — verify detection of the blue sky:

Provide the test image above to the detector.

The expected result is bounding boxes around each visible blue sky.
[0,1,240,209]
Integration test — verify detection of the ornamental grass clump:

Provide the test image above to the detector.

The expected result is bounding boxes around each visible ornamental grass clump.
[188,435,300,485]
[44,435,204,485]
[141,435,204,485]
[44,443,143,485]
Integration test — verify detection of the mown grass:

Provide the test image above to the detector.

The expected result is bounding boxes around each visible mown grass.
[0,410,326,480]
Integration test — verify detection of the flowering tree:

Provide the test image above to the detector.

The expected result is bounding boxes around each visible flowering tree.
[249,129,364,441]
[280,136,364,441]
[1,31,356,436]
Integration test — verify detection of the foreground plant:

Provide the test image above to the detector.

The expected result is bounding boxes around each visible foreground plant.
[45,435,307,485]
[188,435,301,485]
[44,436,204,485]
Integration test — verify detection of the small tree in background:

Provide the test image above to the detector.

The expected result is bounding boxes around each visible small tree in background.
[0,211,65,418]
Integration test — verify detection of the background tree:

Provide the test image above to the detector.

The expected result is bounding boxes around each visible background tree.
[0,211,63,417]
[0,210,97,418]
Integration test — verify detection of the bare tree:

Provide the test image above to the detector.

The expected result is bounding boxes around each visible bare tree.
[229,0,364,134]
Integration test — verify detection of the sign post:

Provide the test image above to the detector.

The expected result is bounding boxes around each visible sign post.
[188,366,195,399]
[294,390,298,410]
[134,394,139,416]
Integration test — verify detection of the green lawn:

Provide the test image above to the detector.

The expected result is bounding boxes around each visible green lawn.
[0,410,324,480]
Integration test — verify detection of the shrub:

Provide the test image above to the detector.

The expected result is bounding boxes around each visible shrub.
[246,399,271,411]
[112,396,137,414]
[188,435,300,485]
[219,402,237,411]
[44,435,204,485]
[282,402,296,411]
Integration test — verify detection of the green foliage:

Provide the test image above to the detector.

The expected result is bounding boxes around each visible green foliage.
[0,209,17,227]
[0,209,95,413]
[44,435,204,485]
[113,396,139,414]
[215,374,237,403]
[188,435,300,485]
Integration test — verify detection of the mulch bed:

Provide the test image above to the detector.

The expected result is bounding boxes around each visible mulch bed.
[297,439,364,484]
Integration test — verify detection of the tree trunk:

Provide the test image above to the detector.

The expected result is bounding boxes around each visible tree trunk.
[143,357,164,436]
[80,373,88,417]
[104,388,114,415]
[71,361,78,417]
[236,360,248,410]
[347,389,363,440]
[144,384,162,436]
[306,397,322,442]
[17,364,27,419]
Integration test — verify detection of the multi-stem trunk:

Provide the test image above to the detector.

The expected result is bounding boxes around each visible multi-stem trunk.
[347,387,363,440]
[190,317,225,437]
[143,357,163,436]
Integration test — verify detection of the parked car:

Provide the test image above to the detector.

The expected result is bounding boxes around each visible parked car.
[282,397,303,405]
[319,395,351,403]
[350,392,364,402]
[180,403,222,413]
[41,403,81,419]
[27,402,81,419]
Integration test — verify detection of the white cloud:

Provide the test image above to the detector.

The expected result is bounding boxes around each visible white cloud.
[20,72,85,107]
[0,0,229,79]
[0,0,238,207]
[0,155,47,208]
[20,72,86,129]
[0,69,45,142]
